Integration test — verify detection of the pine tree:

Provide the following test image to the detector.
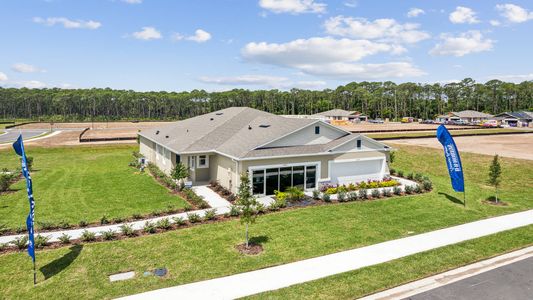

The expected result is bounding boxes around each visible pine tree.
[488,155,502,203]
[236,172,258,247]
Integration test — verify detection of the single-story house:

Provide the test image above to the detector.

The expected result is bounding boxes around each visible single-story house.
[436,110,493,124]
[313,109,368,122]
[138,107,391,196]
[493,111,533,127]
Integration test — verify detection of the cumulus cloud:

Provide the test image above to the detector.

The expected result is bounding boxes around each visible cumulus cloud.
[11,63,45,73]
[324,16,430,44]
[344,0,357,8]
[430,31,494,57]
[449,6,479,24]
[33,17,101,29]
[407,8,425,18]
[15,80,47,89]
[496,3,533,23]
[0,72,7,81]
[490,19,501,26]
[259,0,326,14]
[173,29,212,43]
[132,27,162,40]
[199,74,326,89]
[241,37,424,79]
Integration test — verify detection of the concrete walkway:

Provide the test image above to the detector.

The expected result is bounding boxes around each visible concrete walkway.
[0,185,231,244]
[119,209,533,300]
[362,245,533,300]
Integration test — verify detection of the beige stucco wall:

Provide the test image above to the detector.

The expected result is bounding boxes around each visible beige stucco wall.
[139,136,155,162]
[212,154,237,192]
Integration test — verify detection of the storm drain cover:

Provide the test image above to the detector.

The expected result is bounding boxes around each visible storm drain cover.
[154,268,167,277]
[109,271,135,282]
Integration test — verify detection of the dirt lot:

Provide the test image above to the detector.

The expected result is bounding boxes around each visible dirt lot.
[387,134,533,160]
[338,122,474,133]
[18,121,173,130]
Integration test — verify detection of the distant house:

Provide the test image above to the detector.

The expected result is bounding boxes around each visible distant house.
[436,110,493,124]
[313,109,367,122]
[493,111,533,127]
[138,107,391,196]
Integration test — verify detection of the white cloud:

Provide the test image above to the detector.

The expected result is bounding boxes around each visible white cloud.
[407,8,425,18]
[430,31,494,57]
[132,27,162,40]
[259,0,326,14]
[199,74,326,90]
[33,17,101,29]
[0,72,7,81]
[242,37,424,79]
[324,16,430,44]
[490,19,501,26]
[496,4,533,23]
[449,6,480,24]
[488,73,533,82]
[18,80,47,89]
[122,0,142,4]
[11,63,45,73]
[344,0,357,8]
[173,29,212,43]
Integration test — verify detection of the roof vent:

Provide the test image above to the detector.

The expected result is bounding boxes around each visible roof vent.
[216,112,223,115]
[210,118,214,121]
[259,124,270,128]
[248,125,252,130]
[155,130,160,135]
[165,135,169,138]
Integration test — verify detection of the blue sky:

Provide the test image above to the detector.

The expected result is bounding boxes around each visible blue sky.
[0,0,532,91]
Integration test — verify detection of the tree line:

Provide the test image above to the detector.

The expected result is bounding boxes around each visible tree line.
[0,78,531,122]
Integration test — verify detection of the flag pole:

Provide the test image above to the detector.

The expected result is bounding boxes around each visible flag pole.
[33,260,37,285]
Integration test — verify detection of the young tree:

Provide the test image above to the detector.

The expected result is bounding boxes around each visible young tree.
[488,155,502,203]
[171,162,189,190]
[236,172,258,248]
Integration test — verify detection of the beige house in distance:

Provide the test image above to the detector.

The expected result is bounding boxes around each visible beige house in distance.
[313,109,367,122]
[139,107,391,196]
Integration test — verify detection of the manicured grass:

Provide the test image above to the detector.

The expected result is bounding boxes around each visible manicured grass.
[247,224,533,299]
[0,145,188,229]
[367,128,532,139]
[0,145,531,299]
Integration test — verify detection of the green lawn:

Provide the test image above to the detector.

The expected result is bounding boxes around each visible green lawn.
[367,128,532,140]
[0,144,532,299]
[0,145,188,229]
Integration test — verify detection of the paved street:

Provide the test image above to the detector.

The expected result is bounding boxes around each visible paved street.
[406,257,533,300]
[0,129,48,143]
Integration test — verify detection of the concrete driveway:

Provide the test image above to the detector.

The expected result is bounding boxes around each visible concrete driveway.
[0,129,49,144]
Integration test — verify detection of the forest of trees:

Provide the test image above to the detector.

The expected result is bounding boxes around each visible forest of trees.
[0,78,531,122]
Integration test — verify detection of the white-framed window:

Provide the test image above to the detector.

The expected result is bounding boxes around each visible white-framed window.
[197,155,209,168]
[188,156,196,169]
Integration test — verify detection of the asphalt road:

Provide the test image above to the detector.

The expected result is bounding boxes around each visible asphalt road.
[405,257,533,300]
[0,129,48,143]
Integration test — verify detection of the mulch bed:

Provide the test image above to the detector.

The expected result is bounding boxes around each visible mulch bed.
[482,200,509,206]
[236,243,264,255]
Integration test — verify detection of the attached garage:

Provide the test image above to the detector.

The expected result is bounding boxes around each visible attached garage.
[328,158,385,185]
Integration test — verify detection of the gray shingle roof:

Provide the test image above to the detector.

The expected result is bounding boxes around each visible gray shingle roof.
[139,107,320,159]
[451,110,493,118]
[313,109,358,117]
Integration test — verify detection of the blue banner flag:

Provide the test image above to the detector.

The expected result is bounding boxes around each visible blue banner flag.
[12,135,35,262]
[436,125,465,192]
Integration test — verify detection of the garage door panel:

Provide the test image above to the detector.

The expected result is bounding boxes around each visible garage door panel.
[330,159,383,184]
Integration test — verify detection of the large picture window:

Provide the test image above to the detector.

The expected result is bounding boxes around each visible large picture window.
[250,164,318,195]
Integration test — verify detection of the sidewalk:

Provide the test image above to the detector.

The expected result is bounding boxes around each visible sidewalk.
[361,245,533,300]
[0,185,231,244]
[119,209,533,300]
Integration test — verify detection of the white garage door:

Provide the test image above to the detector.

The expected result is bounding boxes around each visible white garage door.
[329,159,383,185]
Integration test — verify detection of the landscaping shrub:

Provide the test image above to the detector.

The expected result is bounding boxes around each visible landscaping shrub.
[131,213,143,220]
[156,218,172,230]
[37,221,55,230]
[58,233,71,244]
[312,189,320,200]
[183,203,192,211]
[397,170,404,177]
[393,186,402,195]
[151,210,162,217]
[182,188,209,209]
[172,216,186,226]
[203,209,217,221]
[337,190,347,202]
[322,193,331,203]
[371,189,381,199]
[229,205,241,216]
[389,168,396,176]
[58,220,70,229]
[25,156,34,171]
[0,243,7,251]
[414,173,424,182]
[120,224,136,237]
[132,151,143,159]
[227,194,237,202]
[422,180,433,191]
[100,215,109,225]
[80,230,96,242]
[383,188,393,197]
[209,180,219,188]
[274,190,287,202]
[187,212,201,223]
[404,185,414,194]
[414,184,422,194]
[34,234,50,249]
[11,236,28,250]
[358,189,368,199]
[112,217,126,224]
[15,226,25,234]
[285,187,305,201]
[407,172,414,180]
[0,172,17,192]
[274,197,287,208]
[325,187,338,195]
[165,205,178,214]
[101,229,116,241]
[78,219,88,227]
[348,191,358,201]
[143,221,157,234]
[255,203,266,214]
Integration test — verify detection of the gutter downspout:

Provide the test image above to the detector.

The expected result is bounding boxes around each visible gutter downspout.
[232,158,239,194]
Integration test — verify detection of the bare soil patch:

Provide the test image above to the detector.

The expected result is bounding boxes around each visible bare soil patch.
[338,122,473,133]
[236,243,264,255]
